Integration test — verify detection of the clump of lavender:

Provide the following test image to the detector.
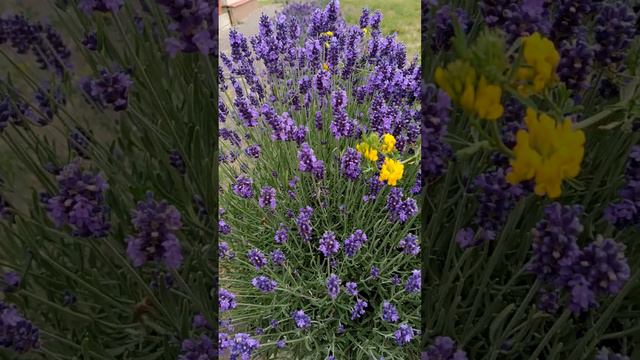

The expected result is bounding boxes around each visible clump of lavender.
[219,1,420,357]
[125,192,183,269]
[46,160,110,237]
[528,203,630,314]
[0,300,40,353]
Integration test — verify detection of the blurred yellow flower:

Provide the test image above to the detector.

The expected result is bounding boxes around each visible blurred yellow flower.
[322,63,329,71]
[362,28,369,35]
[379,158,404,186]
[321,31,334,37]
[356,142,378,161]
[435,61,503,121]
[506,108,585,198]
[381,133,396,154]
[515,33,560,96]
[474,76,503,120]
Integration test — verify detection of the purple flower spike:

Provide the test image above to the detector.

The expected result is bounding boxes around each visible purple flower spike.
[340,147,362,180]
[270,249,286,266]
[275,223,288,244]
[228,333,260,360]
[319,231,340,257]
[80,69,132,112]
[344,229,367,257]
[350,298,368,320]
[259,186,277,210]
[296,206,314,242]
[292,310,311,329]
[246,248,267,270]
[404,270,421,294]
[252,275,277,293]
[326,274,341,300]
[399,233,420,256]
[232,176,254,198]
[125,193,182,269]
[393,323,414,346]
[46,160,110,238]
[381,301,399,323]
[345,282,358,296]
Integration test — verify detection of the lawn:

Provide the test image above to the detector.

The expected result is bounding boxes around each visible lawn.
[258,0,421,57]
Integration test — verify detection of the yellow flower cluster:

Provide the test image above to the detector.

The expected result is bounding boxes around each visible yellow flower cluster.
[379,158,404,186]
[356,133,404,186]
[356,142,378,161]
[435,60,504,121]
[380,134,396,154]
[514,33,560,96]
[506,108,585,198]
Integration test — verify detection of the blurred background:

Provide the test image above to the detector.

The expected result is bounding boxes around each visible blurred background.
[220,0,420,57]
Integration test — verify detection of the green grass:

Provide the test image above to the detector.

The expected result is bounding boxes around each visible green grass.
[257,0,421,58]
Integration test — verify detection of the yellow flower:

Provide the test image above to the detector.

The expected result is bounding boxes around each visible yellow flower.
[506,108,585,198]
[322,63,329,71]
[435,61,503,121]
[362,28,369,35]
[474,76,503,120]
[356,142,378,161]
[321,31,334,37]
[325,42,330,49]
[514,33,560,96]
[379,158,404,186]
[381,133,396,153]
[435,60,477,102]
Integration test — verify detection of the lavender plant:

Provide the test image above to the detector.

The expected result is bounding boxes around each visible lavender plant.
[219,1,420,358]
[423,0,640,358]
[0,0,214,358]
